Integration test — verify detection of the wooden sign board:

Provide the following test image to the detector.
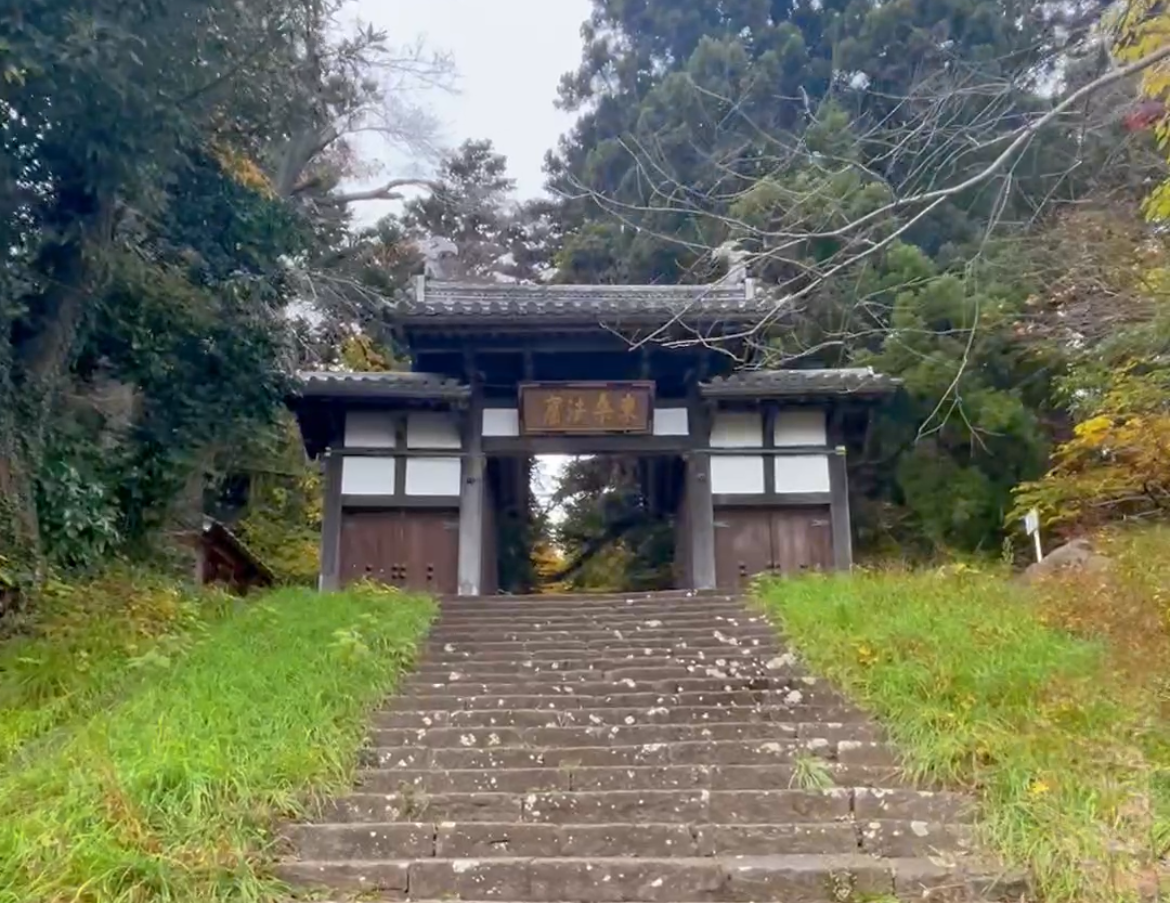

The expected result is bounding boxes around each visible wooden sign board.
[519,382,654,435]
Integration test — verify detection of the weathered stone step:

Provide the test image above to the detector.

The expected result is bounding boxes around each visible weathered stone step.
[435,603,762,617]
[366,717,880,749]
[373,706,881,737]
[409,664,821,687]
[362,737,897,770]
[318,787,967,827]
[435,596,744,617]
[402,674,814,697]
[414,654,781,677]
[287,817,969,862]
[430,608,767,631]
[277,853,1011,901]
[383,688,858,715]
[356,762,907,794]
[428,622,775,642]
[286,819,879,860]
[424,637,778,659]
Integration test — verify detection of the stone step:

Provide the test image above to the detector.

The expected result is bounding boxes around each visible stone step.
[286,818,971,862]
[286,819,874,859]
[319,787,844,826]
[355,762,907,794]
[382,688,860,714]
[409,664,825,687]
[431,616,768,635]
[365,718,879,750]
[361,738,898,770]
[276,853,1014,901]
[414,654,781,677]
[373,706,881,734]
[423,639,779,660]
[428,623,776,643]
[437,595,746,614]
[435,608,762,622]
[317,788,966,827]
[400,674,808,697]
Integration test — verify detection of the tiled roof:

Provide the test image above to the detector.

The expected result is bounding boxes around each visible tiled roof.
[399,279,767,324]
[701,367,900,398]
[296,371,470,400]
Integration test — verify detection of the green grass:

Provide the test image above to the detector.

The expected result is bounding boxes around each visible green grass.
[0,569,238,767]
[758,565,1168,902]
[0,581,435,903]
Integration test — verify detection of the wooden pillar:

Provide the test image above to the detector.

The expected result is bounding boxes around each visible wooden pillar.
[319,450,344,591]
[457,391,486,597]
[687,400,717,591]
[829,446,853,571]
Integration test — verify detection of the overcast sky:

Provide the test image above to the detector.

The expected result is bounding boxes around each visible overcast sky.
[347,0,593,225]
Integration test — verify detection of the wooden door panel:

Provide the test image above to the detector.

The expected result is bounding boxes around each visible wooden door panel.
[339,511,403,587]
[771,507,833,574]
[340,509,460,594]
[714,508,774,591]
[402,510,460,595]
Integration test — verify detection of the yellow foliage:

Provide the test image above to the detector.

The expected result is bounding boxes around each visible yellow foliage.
[340,333,395,373]
[1113,0,1170,218]
[1013,367,1170,528]
[531,541,569,594]
[208,143,275,198]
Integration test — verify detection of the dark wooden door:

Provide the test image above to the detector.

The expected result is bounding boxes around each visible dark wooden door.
[400,510,460,595]
[714,508,774,591]
[339,510,459,595]
[771,507,833,574]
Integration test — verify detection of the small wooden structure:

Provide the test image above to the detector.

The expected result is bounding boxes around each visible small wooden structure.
[194,517,275,594]
[289,278,898,596]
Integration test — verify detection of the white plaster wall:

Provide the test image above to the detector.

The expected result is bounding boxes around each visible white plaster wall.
[405,457,462,496]
[483,408,520,437]
[711,455,766,494]
[407,412,461,449]
[774,409,827,447]
[341,457,397,495]
[652,408,689,437]
[774,454,832,493]
[710,411,763,448]
[344,411,397,449]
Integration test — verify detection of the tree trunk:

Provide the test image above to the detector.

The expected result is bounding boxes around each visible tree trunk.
[0,202,113,589]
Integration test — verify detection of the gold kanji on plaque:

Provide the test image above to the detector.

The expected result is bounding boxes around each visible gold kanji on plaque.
[619,392,638,425]
[520,383,653,434]
[543,394,564,427]
[594,391,614,426]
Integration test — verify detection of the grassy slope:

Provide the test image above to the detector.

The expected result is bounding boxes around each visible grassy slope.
[0,581,435,903]
[759,532,1169,902]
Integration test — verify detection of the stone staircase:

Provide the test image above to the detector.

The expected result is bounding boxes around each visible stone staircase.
[279,592,1020,902]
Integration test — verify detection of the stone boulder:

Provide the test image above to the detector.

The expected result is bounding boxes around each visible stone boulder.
[1022,537,1111,584]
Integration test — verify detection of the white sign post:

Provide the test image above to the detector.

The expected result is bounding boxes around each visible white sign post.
[1023,508,1043,563]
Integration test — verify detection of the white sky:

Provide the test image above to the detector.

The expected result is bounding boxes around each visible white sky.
[347,0,593,226]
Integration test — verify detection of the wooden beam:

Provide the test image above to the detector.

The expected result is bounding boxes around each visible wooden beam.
[457,383,486,597]
[342,495,460,509]
[713,492,832,508]
[483,435,694,455]
[319,451,344,591]
[687,398,717,591]
[829,447,854,571]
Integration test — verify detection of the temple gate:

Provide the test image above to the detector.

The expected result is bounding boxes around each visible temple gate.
[289,278,897,596]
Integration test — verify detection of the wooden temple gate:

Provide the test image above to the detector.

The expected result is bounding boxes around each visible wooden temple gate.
[289,279,897,596]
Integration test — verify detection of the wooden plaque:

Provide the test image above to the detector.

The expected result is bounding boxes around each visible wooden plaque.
[519,382,655,435]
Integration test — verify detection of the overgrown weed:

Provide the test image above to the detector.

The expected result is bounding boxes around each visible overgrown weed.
[758,537,1169,902]
[0,580,434,902]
